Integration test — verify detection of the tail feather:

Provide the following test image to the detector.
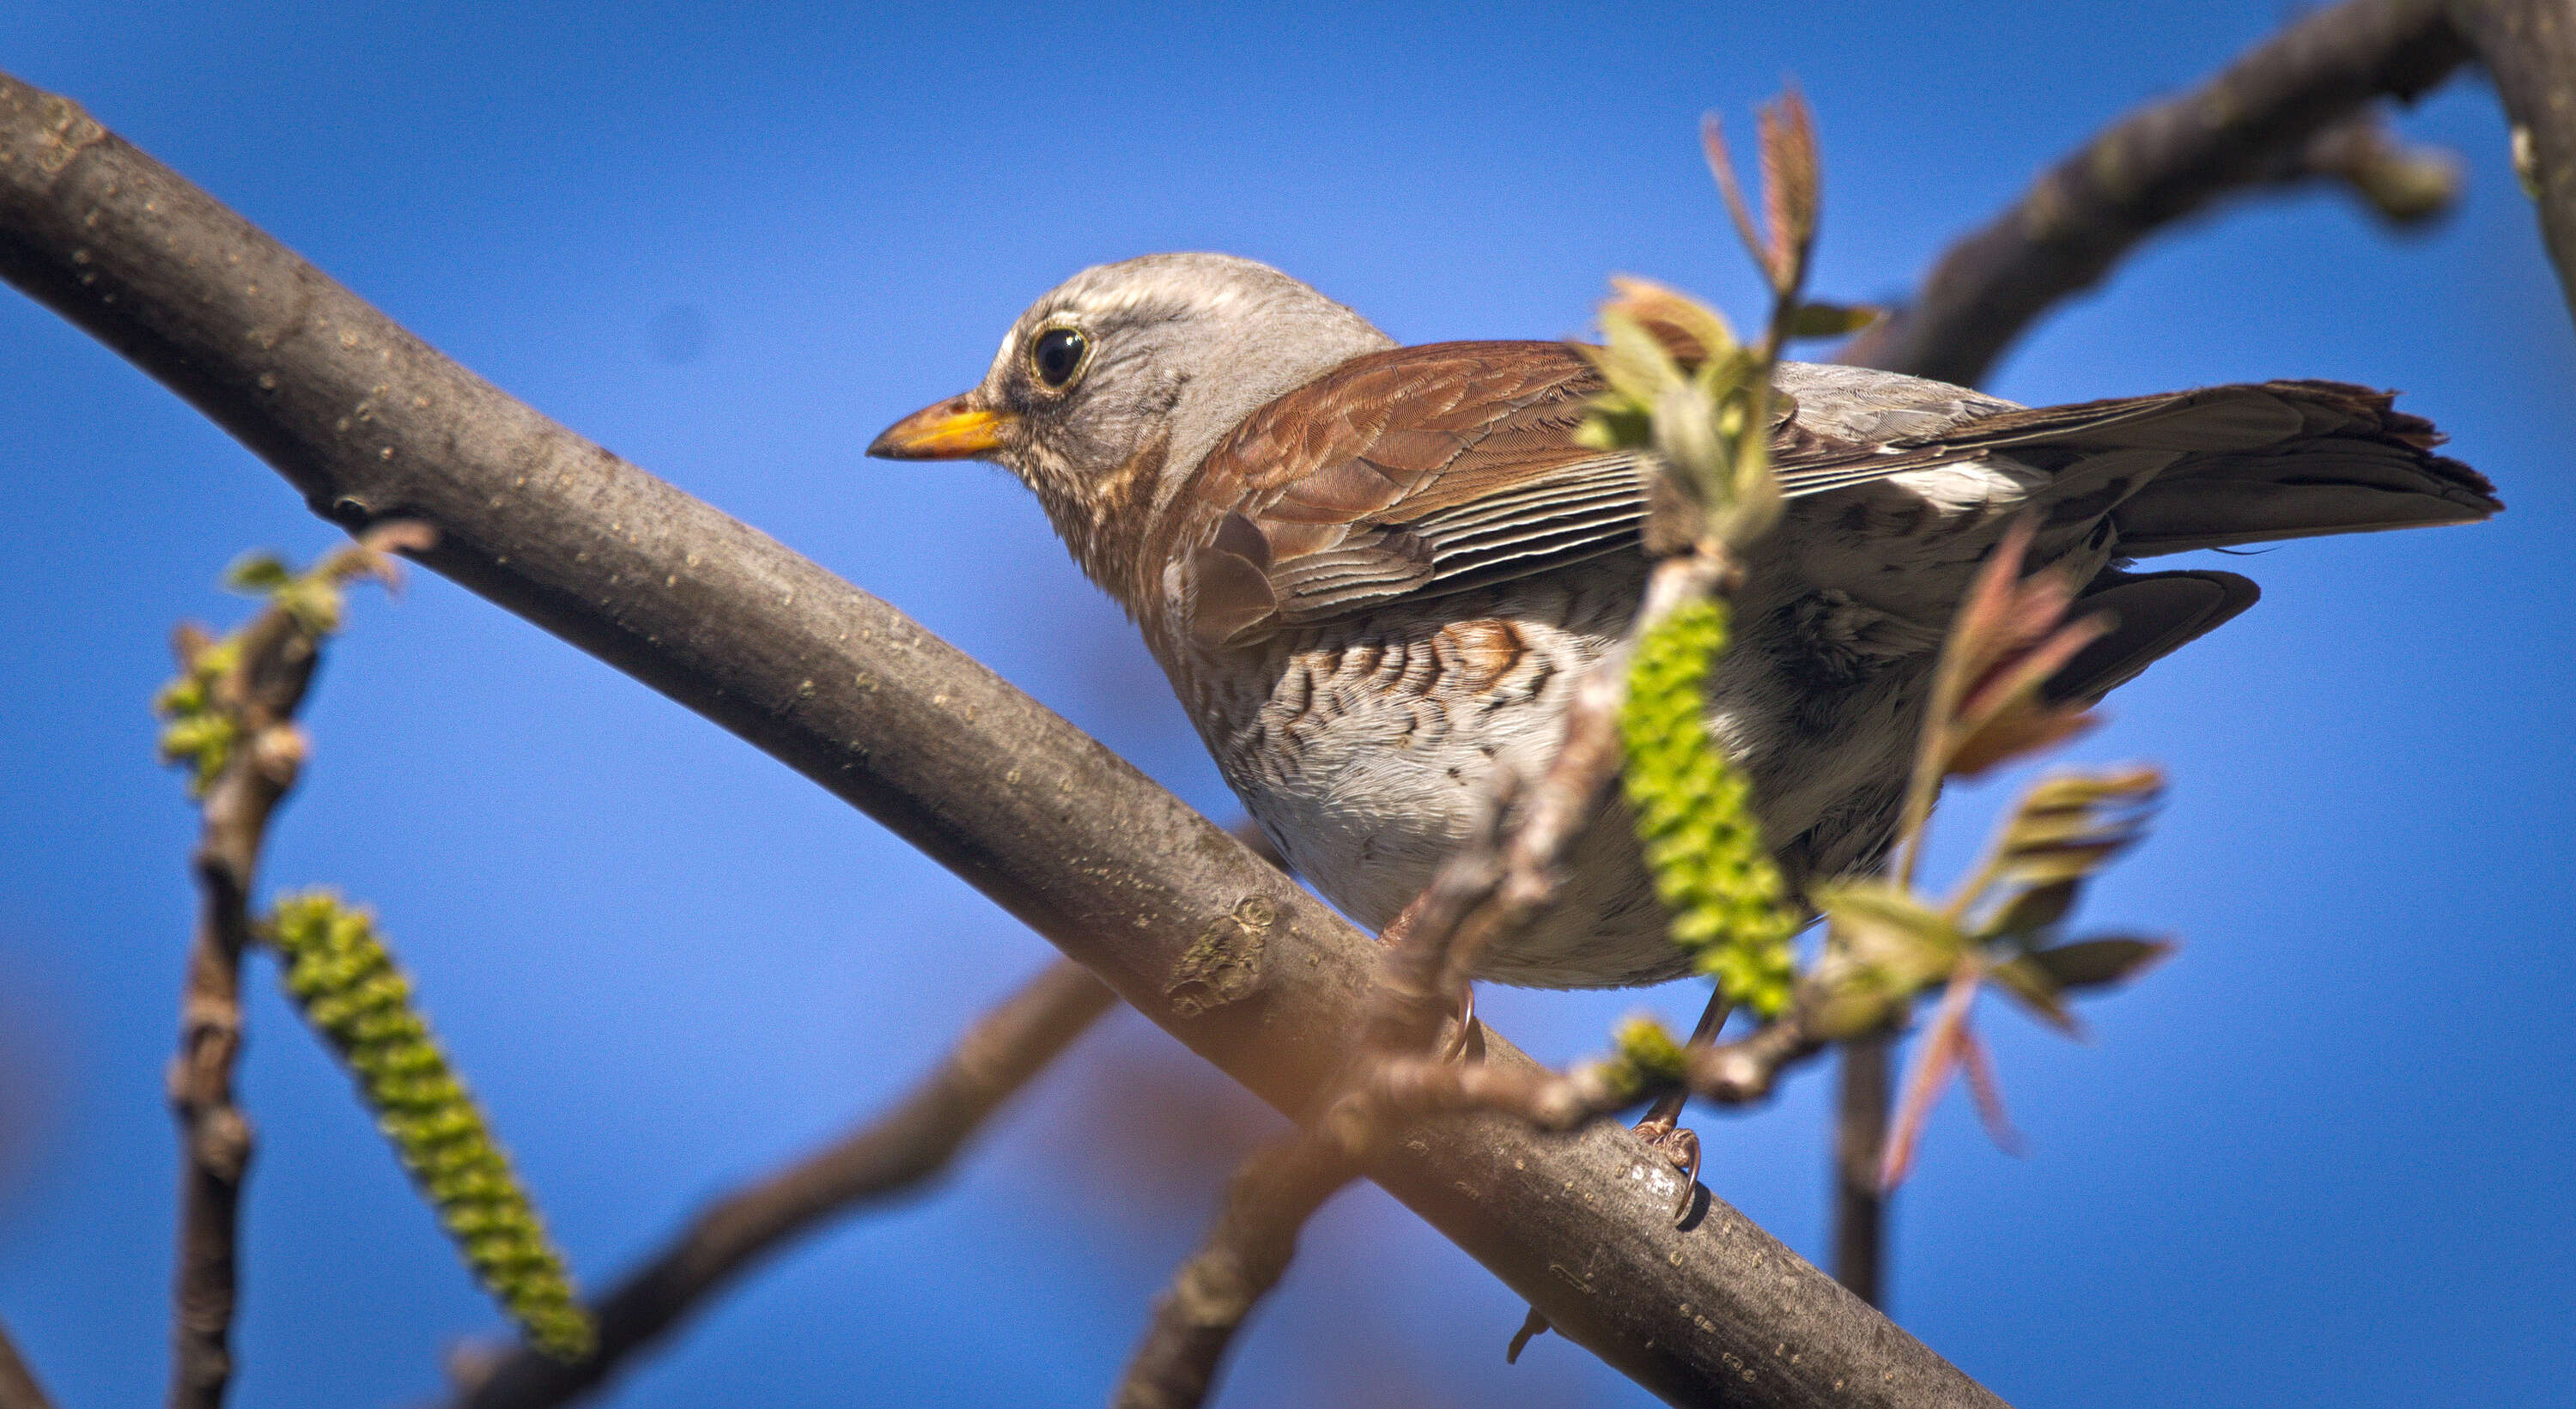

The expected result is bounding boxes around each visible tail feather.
[1777,374,2494,701]
[2048,568,2262,704]
[2081,382,2500,555]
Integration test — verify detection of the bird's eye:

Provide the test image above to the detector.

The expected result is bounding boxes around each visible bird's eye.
[1031,327,1088,388]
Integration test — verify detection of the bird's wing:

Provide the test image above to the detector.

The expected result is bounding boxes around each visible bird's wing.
[1180,342,1851,646]
[1178,343,2498,647]
[1176,343,1649,647]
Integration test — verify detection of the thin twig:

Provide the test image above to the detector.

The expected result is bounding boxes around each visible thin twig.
[1112,124,1832,1402]
[1109,498,1752,1409]
[1109,550,1730,1408]
[1106,799,1507,1409]
[165,570,345,1409]
[1832,1037,1892,1308]
[447,960,1115,1409]
[0,1317,58,1409]
[1838,0,2471,386]
[1313,969,1856,1140]
[1446,555,1735,990]
[1686,1012,1828,1106]
[1110,1134,1361,1409]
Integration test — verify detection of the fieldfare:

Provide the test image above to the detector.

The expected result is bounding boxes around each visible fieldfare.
[871,253,2498,991]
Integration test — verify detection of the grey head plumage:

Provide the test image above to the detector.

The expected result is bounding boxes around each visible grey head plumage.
[941,254,1394,574]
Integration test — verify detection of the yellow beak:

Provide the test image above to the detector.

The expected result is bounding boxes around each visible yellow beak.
[866,396,1012,460]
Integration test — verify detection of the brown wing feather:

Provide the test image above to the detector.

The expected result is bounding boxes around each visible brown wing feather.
[1184,343,1648,644]
[1179,344,2499,649]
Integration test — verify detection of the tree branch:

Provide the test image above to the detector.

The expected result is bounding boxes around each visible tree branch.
[2447,0,2576,322]
[447,959,1115,1409]
[166,571,337,1408]
[1112,1134,1361,1409]
[0,1318,58,1409]
[0,73,2003,1408]
[1838,0,2473,386]
[1832,1038,1891,1309]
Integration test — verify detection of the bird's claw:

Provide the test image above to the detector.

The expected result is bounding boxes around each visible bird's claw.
[1632,1113,1703,1227]
[1438,983,1482,1063]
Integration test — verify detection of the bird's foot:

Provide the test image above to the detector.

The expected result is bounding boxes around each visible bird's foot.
[1438,982,1482,1063]
[1627,989,1728,1226]
[1630,1110,1703,1227]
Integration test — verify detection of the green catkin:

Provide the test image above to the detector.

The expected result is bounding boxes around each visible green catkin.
[266,892,593,1360]
[1619,596,1801,1016]
[152,636,242,799]
[1600,1015,1692,1101]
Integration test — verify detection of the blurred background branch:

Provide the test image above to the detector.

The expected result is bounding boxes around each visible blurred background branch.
[0,1322,55,1409]
[1838,0,2473,386]
[1821,0,2576,1311]
[1114,1133,1360,1409]
[447,959,1115,1409]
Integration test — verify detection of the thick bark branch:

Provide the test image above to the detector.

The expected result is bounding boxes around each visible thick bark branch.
[1839,0,2473,386]
[2449,0,2576,321]
[0,74,2002,1408]
[448,960,1115,1409]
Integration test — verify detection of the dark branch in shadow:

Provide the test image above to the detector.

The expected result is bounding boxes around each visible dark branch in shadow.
[446,961,1115,1409]
[1832,1037,1891,1309]
[2447,0,2576,323]
[0,1318,58,1409]
[1838,0,2472,386]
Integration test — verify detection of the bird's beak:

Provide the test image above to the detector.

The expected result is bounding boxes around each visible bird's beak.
[866,395,1013,460]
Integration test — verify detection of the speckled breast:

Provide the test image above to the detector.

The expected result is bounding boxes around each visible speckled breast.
[1159,561,1722,987]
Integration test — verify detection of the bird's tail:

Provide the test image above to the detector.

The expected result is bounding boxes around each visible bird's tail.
[2069,380,2501,554]
[2016,380,2500,701]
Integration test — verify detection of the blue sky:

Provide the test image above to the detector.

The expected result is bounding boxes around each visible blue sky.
[0,3,2569,1406]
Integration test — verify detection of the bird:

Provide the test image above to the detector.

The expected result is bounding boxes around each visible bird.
[870,252,2499,992]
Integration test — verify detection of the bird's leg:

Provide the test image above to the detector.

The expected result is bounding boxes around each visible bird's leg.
[1514,995,1731,1362]
[1631,988,1732,1226]
[1374,891,1482,1062]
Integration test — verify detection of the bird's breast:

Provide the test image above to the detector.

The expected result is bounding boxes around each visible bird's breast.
[1162,570,1647,938]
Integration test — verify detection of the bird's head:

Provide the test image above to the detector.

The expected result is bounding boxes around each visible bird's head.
[868,252,1393,592]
